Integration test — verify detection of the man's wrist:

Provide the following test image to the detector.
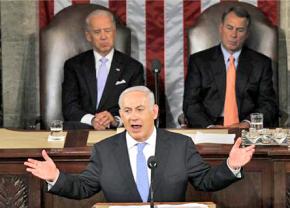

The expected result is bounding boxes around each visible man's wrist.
[227,158,240,170]
[111,116,122,128]
[226,158,241,178]
[81,114,95,126]
[47,168,60,185]
[91,116,95,126]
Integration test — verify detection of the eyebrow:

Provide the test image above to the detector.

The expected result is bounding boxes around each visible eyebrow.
[90,26,113,31]
[122,105,144,109]
[225,22,246,28]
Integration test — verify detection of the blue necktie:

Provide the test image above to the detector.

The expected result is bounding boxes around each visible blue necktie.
[136,143,149,202]
[97,57,109,108]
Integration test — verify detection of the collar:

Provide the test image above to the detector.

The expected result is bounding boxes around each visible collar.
[126,127,157,150]
[220,44,241,64]
[93,48,114,63]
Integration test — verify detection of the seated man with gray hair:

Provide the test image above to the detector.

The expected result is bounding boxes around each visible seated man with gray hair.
[62,9,144,130]
[183,6,278,128]
[25,86,255,202]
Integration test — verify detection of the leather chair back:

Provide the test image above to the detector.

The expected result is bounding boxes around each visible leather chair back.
[40,4,131,129]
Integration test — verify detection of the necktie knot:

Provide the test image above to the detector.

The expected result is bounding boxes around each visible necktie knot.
[229,55,234,63]
[228,56,235,69]
[137,143,146,152]
[100,57,108,64]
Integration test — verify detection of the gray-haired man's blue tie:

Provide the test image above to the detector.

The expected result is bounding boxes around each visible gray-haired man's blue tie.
[136,143,149,202]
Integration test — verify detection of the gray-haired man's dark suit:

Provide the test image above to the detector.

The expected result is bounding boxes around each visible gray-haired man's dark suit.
[183,45,278,128]
[62,49,144,124]
[49,129,240,202]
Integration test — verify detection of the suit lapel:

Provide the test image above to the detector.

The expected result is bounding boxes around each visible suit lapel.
[113,131,142,201]
[153,129,171,196]
[210,46,227,104]
[98,50,123,110]
[236,48,252,110]
[83,50,97,109]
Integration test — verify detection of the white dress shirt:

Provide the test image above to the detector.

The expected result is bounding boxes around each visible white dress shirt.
[221,44,241,70]
[126,127,157,184]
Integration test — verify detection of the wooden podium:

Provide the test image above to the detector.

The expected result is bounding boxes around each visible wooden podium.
[1,128,290,207]
[92,202,216,208]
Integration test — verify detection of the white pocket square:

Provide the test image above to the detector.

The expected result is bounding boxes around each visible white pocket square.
[115,80,126,85]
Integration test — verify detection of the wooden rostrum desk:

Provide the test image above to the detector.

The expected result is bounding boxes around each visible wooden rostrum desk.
[92,202,216,208]
[0,128,289,208]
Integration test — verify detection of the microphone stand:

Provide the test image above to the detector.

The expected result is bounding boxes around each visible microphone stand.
[150,167,155,208]
[153,68,160,128]
[148,156,157,208]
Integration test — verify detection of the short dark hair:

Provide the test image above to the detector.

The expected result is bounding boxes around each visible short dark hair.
[221,6,251,27]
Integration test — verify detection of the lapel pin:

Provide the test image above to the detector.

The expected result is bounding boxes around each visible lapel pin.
[115,68,121,72]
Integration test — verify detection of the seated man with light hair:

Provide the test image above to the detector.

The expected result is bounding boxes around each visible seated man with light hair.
[62,9,144,130]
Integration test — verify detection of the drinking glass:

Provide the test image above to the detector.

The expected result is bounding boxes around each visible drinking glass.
[250,113,263,130]
[50,120,63,137]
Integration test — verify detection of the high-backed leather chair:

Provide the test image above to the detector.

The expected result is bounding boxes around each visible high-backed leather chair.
[40,4,131,129]
[180,1,278,127]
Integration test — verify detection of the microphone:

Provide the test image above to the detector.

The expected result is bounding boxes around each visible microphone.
[147,156,157,208]
[152,59,161,127]
[152,59,161,74]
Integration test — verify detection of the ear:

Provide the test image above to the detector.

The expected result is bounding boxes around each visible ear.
[153,104,159,120]
[219,23,223,34]
[245,29,250,39]
[112,27,117,37]
[85,31,92,42]
[119,109,123,119]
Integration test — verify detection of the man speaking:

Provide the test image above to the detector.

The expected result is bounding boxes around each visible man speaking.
[25,86,255,202]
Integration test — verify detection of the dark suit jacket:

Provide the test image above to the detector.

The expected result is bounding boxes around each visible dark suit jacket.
[62,49,144,122]
[183,45,278,128]
[49,129,240,202]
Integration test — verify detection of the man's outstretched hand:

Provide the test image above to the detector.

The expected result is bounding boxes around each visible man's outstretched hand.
[24,149,59,182]
[228,138,255,169]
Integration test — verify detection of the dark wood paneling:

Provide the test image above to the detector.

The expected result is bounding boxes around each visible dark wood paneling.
[0,175,28,207]
[185,159,272,208]
[0,142,290,207]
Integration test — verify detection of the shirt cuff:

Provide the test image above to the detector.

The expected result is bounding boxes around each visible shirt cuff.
[46,169,60,191]
[114,116,123,128]
[226,158,241,178]
[80,114,95,126]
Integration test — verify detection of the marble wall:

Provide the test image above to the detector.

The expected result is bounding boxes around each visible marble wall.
[0,1,290,128]
[280,0,290,126]
[1,0,39,128]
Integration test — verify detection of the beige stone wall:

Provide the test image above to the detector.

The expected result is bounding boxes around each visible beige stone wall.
[279,0,290,126]
[1,0,39,128]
